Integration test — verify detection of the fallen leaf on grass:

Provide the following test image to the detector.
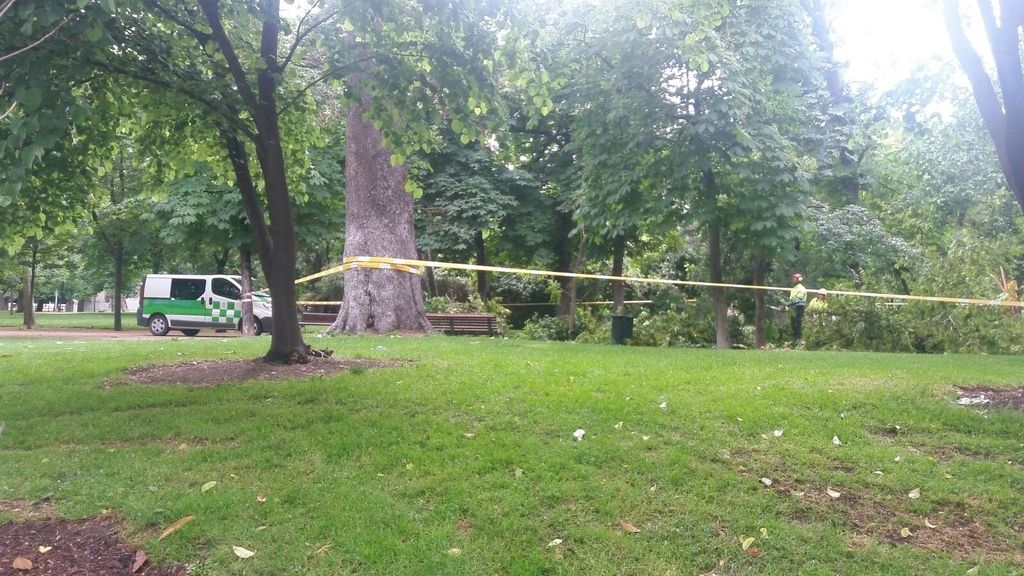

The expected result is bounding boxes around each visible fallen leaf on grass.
[573,429,585,441]
[966,566,979,575]
[832,436,842,446]
[12,557,33,570]
[773,429,784,437]
[659,401,667,409]
[759,527,768,538]
[614,421,623,430]
[925,518,937,529]
[900,527,913,538]
[255,525,268,531]
[619,519,641,534]
[131,550,148,573]
[159,516,195,540]
[547,538,563,547]
[514,467,524,479]
[233,546,255,559]
[256,495,267,503]
[908,488,921,499]
[760,478,772,487]
[826,488,842,499]
[740,536,755,551]
[447,548,461,557]
[873,471,884,475]
[201,481,218,493]
[38,546,52,553]
[315,544,332,555]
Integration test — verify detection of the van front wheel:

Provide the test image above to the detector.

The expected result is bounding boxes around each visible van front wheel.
[149,314,170,336]
[237,318,264,336]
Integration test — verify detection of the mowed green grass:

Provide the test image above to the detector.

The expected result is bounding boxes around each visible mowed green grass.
[0,335,1022,575]
[0,312,145,330]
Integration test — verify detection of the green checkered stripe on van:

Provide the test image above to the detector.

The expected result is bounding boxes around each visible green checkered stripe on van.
[210,300,242,324]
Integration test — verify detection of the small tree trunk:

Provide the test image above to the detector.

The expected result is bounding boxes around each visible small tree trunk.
[753,257,768,348]
[113,241,124,331]
[554,209,575,317]
[474,229,489,302]
[708,221,730,349]
[214,247,230,275]
[421,250,438,298]
[328,53,431,334]
[611,234,626,315]
[566,229,586,335]
[22,266,35,329]
[239,246,256,336]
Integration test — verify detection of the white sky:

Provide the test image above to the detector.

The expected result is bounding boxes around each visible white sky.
[829,0,985,90]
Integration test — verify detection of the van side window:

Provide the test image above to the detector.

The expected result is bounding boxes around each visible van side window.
[170,279,205,300]
[212,278,242,300]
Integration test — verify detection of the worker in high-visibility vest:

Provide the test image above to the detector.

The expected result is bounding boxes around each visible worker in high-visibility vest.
[787,273,808,343]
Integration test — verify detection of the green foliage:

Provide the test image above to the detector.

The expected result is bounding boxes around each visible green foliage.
[519,314,573,341]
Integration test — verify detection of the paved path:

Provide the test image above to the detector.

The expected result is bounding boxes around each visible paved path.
[0,328,240,339]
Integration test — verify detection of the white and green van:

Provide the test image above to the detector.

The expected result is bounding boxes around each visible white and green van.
[136,274,272,336]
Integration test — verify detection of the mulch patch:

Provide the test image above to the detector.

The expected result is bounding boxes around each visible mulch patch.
[0,502,184,575]
[768,482,1023,563]
[116,356,405,387]
[955,386,1024,410]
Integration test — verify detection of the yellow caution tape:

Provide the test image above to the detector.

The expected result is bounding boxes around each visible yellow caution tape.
[293,256,1021,309]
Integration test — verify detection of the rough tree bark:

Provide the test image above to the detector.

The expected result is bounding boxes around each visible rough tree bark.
[945,0,1024,213]
[327,53,431,334]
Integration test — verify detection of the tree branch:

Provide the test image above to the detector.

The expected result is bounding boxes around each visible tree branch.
[280,2,338,72]
[0,0,15,21]
[0,15,72,63]
[197,0,260,116]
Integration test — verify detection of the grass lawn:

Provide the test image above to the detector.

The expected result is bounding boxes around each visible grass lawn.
[0,312,145,330]
[0,335,1021,575]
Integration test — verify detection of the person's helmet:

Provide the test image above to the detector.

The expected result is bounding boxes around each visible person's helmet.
[818,289,827,297]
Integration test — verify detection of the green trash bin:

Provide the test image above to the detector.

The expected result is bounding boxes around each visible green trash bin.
[610,315,634,345]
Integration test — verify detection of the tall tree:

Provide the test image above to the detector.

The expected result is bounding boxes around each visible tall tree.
[945,0,1024,213]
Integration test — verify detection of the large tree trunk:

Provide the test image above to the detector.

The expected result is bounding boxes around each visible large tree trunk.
[945,0,1024,213]
[474,229,489,302]
[328,58,430,334]
[611,234,626,315]
[240,246,256,336]
[753,257,768,348]
[113,240,124,331]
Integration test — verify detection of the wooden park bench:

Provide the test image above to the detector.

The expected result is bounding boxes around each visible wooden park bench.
[425,313,499,336]
[298,310,499,336]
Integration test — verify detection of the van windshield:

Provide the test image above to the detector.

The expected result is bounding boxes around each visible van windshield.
[212,278,242,300]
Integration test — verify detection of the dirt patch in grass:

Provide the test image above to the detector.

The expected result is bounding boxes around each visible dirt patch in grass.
[956,386,1024,410]
[0,502,185,575]
[769,482,1022,562]
[116,356,405,387]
